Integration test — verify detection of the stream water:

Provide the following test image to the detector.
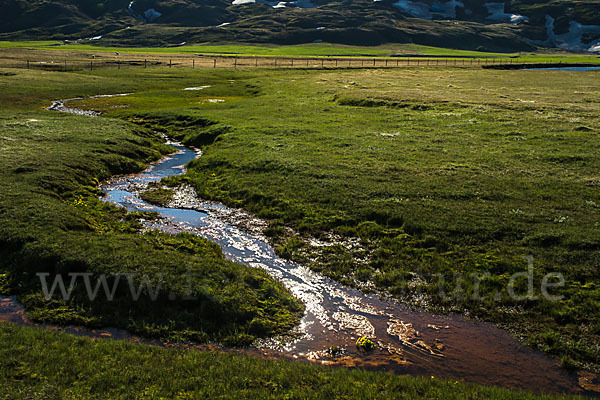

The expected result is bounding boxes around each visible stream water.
[99,141,594,395]
[1,96,598,396]
[524,66,600,71]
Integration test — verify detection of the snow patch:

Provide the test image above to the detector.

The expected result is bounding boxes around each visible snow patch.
[392,0,463,20]
[589,42,600,53]
[537,15,600,52]
[231,0,314,8]
[484,3,527,24]
[292,0,315,7]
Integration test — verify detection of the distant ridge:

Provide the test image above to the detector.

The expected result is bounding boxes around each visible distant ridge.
[0,0,599,52]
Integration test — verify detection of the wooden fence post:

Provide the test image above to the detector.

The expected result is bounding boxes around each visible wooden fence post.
[214,58,216,68]
[144,59,147,68]
[90,61,93,71]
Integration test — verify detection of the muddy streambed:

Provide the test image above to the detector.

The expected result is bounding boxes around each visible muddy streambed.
[1,96,598,396]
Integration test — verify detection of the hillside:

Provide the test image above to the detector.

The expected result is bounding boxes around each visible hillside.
[0,0,599,52]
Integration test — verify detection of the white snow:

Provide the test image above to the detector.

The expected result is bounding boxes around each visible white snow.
[292,0,315,7]
[232,0,259,4]
[392,0,464,20]
[231,0,313,8]
[589,42,600,53]
[538,15,600,52]
[484,3,527,24]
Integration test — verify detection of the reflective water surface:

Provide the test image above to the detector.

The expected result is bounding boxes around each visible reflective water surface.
[524,66,600,71]
[1,98,598,396]
[99,141,592,395]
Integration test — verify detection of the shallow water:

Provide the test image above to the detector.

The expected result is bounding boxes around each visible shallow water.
[100,141,593,395]
[524,66,600,71]
[1,96,597,396]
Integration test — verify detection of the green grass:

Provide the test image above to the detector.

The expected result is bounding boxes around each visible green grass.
[178,67,600,371]
[0,68,302,345]
[1,62,599,396]
[0,40,64,48]
[2,41,600,64]
[0,323,577,399]
[54,65,600,372]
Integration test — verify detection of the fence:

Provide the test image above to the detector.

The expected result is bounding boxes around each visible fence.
[0,54,535,71]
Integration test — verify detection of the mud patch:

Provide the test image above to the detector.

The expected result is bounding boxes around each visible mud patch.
[387,319,441,356]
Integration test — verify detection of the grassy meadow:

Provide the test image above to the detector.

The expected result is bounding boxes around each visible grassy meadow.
[2,41,600,64]
[0,323,576,399]
[0,68,302,345]
[63,65,600,372]
[0,52,599,397]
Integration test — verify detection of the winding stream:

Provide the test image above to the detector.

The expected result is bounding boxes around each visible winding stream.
[2,95,598,396]
[101,140,594,395]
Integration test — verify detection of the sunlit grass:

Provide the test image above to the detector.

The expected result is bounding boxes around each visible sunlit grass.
[1,40,599,64]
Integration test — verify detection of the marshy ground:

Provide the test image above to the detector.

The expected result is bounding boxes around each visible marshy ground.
[0,48,599,398]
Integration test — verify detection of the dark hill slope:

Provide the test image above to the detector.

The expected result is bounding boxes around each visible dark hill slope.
[0,1,599,53]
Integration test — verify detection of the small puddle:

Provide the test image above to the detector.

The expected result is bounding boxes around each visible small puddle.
[1,96,597,396]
